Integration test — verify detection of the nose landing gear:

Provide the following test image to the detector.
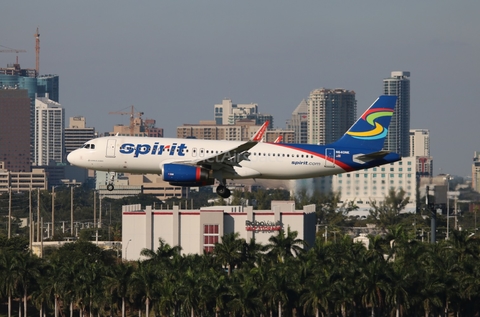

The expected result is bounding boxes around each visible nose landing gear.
[106,172,116,191]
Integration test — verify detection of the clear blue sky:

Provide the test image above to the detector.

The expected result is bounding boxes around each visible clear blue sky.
[2,1,479,177]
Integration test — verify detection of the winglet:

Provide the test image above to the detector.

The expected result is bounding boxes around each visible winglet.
[251,121,269,142]
[274,135,283,143]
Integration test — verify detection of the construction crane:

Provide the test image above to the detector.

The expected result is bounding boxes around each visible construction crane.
[0,45,26,64]
[109,105,145,136]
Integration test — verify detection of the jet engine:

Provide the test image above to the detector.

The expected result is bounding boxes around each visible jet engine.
[162,163,213,186]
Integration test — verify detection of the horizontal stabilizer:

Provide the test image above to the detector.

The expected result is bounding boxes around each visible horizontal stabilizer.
[353,150,393,163]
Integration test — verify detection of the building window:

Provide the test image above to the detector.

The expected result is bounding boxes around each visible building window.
[204,224,219,253]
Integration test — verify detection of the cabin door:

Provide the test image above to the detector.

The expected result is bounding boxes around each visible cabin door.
[106,139,116,158]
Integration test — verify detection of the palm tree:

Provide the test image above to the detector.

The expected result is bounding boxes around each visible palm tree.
[368,189,410,232]
[130,261,157,317]
[104,261,134,317]
[213,232,244,275]
[301,268,330,317]
[141,237,182,264]
[266,227,306,262]
[2,251,42,317]
[0,250,22,317]
[240,237,267,269]
[228,270,265,317]
[360,255,389,317]
[264,258,301,317]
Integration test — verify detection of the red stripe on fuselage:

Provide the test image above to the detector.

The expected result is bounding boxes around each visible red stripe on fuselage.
[274,144,354,171]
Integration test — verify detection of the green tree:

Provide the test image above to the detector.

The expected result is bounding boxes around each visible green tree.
[104,261,134,317]
[266,227,306,262]
[213,232,244,275]
[368,188,410,232]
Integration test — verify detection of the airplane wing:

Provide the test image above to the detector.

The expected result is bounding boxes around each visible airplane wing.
[173,121,269,169]
[274,135,283,143]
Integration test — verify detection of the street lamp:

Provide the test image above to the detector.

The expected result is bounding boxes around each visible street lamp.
[125,239,132,260]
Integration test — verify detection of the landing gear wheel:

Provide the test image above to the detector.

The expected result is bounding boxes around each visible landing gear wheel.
[216,185,231,198]
[107,184,115,191]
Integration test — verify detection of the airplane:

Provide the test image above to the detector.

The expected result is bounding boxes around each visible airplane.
[67,95,400,198]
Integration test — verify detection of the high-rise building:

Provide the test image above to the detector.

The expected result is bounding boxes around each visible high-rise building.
[383,71,410,157]
[214,99,273,127]
[34,94,64,166]
[409,129,430,157]
[409,129,433,178]
[0,89,31,172]
[307,88,356,145]
[64,116,97,157]
[287,99,308,144]
[1,64,60,162]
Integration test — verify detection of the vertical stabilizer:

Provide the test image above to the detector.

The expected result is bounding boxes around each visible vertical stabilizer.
[331,95,397,151]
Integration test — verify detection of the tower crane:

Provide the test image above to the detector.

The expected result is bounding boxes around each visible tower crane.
[0,45,26,64]
[109,105,145,136]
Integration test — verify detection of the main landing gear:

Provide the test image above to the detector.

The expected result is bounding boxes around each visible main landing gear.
[216,184,231,198]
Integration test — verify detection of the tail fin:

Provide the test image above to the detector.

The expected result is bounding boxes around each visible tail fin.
[332,95,397,151]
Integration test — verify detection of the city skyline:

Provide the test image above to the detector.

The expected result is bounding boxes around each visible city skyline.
[2,1,479,178]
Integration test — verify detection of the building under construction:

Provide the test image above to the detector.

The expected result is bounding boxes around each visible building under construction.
[108,105,163,137]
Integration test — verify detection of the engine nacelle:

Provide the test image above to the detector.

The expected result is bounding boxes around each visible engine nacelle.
[162,163,213,185]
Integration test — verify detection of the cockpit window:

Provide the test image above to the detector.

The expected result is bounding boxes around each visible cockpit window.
[82,144,95,149]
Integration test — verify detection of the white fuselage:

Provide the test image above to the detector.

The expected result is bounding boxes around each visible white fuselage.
[67,136,345,180]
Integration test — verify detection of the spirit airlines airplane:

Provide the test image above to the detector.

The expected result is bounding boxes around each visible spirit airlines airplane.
[67,95,400,198]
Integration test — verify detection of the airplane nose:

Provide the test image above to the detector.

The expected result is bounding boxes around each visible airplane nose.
[67,150,79,166]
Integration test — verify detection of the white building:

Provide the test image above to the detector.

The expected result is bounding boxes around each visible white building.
[409,129,430,157]
[122,201,316,261]
[213,99,273,127]
[332,157,418,217]
[409,129,433,178]
[214,99,258,125]
[34,94,64,166]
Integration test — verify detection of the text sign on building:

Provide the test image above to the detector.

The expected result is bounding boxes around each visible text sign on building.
[245,220,282,232]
